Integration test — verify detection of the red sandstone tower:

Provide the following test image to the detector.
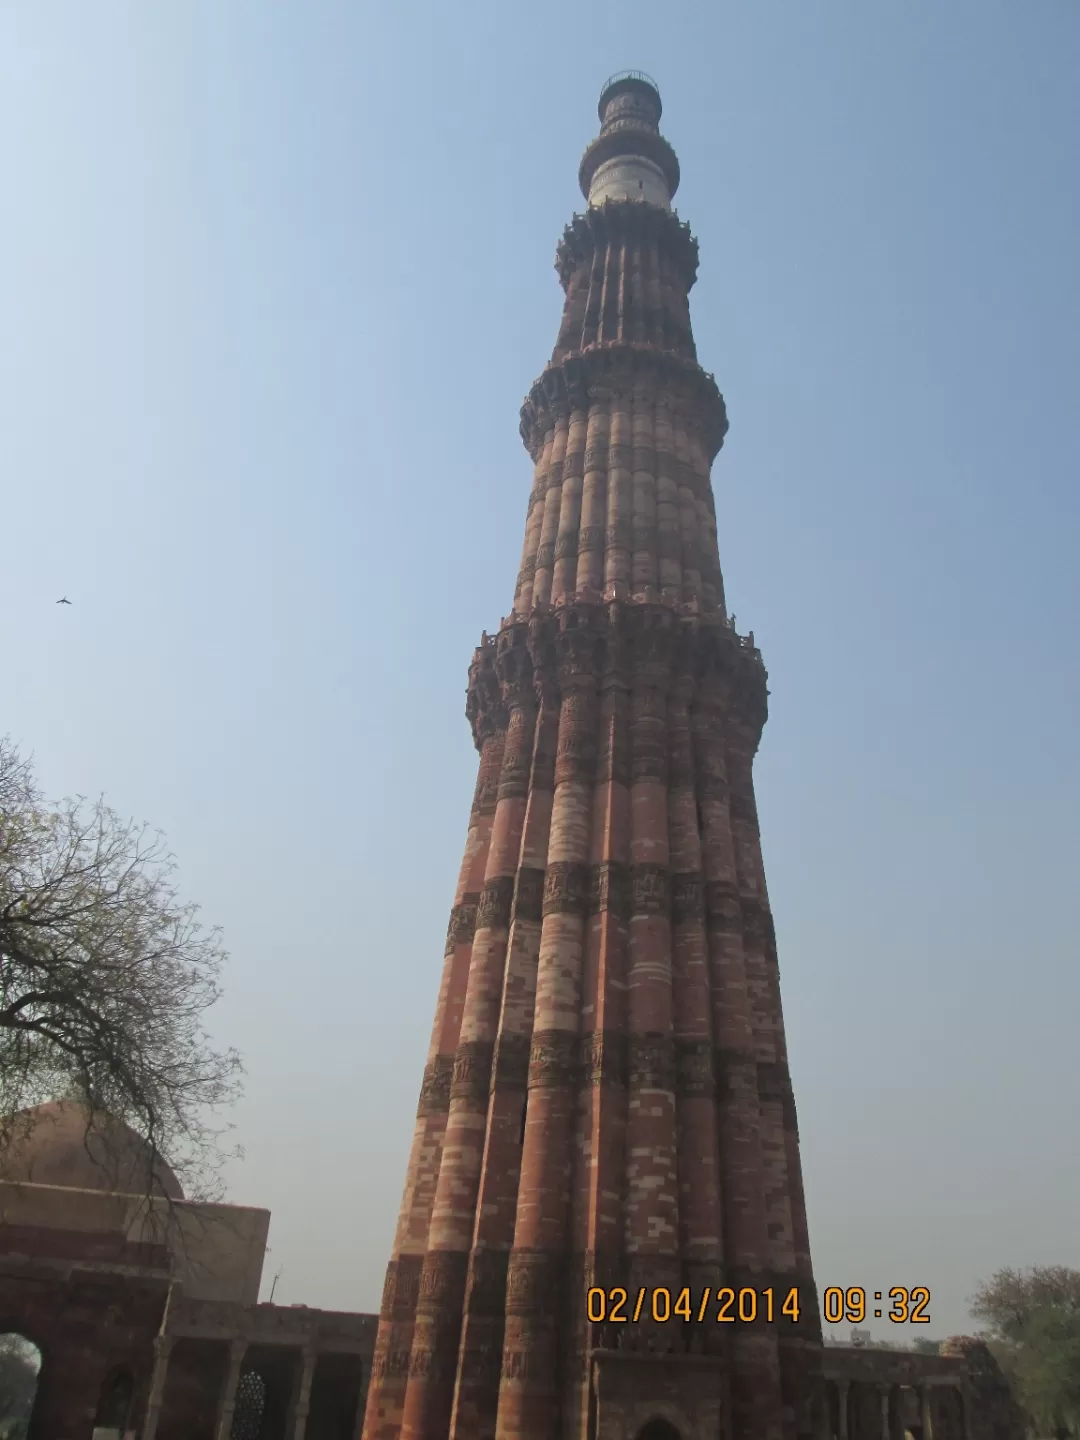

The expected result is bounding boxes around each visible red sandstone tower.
[362,73,822,1440]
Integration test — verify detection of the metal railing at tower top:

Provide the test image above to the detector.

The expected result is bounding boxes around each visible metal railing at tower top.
[601,69,659,94]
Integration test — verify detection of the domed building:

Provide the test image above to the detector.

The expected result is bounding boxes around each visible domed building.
[0,1100,374,1440]
[1,1101,184,1201]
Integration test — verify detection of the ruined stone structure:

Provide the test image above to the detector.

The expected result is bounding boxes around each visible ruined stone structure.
[361,72,821,1440]
[821,1340,1026,1440]
[0,1102,371,1439]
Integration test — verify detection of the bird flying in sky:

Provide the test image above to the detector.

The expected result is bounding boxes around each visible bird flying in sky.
[56,597,71,605]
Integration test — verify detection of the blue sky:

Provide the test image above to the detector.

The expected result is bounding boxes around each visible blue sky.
[3,2,1078,1340]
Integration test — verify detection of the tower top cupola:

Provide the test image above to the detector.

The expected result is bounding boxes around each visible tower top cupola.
[578,71,681,211]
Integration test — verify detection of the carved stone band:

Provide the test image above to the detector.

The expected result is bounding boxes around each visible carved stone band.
[451,1040,495,1106]
[528,1030,579,1089]
[380,1254,423,1321]
[579,1029,629,1088]
[628,1033,677,1091]
[543,861,592,918]
[446,896,479,948]
[505,1248,563,1317]
[416,1055,454,1117]
[475,875,515,932]
[415,1249,470,1315]
[491,1033,531,1091]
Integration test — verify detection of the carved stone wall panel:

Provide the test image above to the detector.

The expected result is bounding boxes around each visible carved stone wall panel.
[380,1255,424,1322]
[445,896,479,950]
[513,866,546,923]
[628,1034,677,1091]
[579,1029,629,1088]
[417,1056,454,1118]
[543,861,592,917]
[476,875,516,933]
[590,860,632,923]
[527,1030,579,1089]
[756,1060,793,1105]
[504,1249,564,1317]
[670,871,703,927]
[704,879,742,929]
[415,1250,470,1316]
[631,863,670,916]
[463,1249,511,1317]
[450,1040,495,1106]
[675,1038,715,1097]
[490,1032,531,1092]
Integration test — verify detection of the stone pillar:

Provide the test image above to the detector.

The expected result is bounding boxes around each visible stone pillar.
[515,429,555,615]
[400,662,536,1440]
[215,1339,249,1440]
[494,629,601,1440]
[363,722,504,1440]
[292,1346,318,1440]
[668,656,724,1331]
[727,709,805,1440]
[530,419,568,609]
[673,418,703,607]
[919,1385,933,1440]
[629,393,659,596]
[693,666,783,1440]
[837,1380,850,1440]
[140,1335,174,1440]
[603,399,633,600]
[879,1386,891,1440]
[563,639,631,1437]
[653,400,683,605]
[551,408,588,605]
[624,611,681,1317]
[575,401,610,601]
[448,692,558,1440]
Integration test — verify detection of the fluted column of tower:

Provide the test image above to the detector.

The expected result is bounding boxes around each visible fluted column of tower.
[362,73,822,1440]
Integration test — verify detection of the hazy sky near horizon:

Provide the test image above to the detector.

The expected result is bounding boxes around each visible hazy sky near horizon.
[3,2,1078,1342]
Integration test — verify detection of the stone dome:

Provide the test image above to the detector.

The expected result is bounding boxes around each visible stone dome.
[0,1100,184,1200]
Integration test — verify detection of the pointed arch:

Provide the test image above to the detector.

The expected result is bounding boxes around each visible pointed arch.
[0,1332,42,1440]
[635,1419,683,1440]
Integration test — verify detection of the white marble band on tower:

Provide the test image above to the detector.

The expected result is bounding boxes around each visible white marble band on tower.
[588,154,671,210]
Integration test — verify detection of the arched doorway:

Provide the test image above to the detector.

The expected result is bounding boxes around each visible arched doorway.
[635,1419,683,1440]
[93,1367,134,1438]
[0,1334,42,1440]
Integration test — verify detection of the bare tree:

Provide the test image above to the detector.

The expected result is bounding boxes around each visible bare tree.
[971,1267,1080,1439]
[0,737,242,1199]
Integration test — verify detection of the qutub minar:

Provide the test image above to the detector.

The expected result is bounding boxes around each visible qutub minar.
[362,73,823,1440]
[0,71,1023,1440]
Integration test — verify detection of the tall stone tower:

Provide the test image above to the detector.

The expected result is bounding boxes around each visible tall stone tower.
[363,73,822,1440]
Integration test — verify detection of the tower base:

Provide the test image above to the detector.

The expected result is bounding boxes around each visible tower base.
[589,1350,727,1440]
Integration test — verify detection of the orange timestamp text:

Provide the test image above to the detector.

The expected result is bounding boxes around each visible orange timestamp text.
[822,1287,932,1324]
[586,1286,803,1325]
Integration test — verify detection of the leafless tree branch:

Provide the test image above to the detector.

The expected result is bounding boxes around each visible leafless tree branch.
[0,736,243,1200]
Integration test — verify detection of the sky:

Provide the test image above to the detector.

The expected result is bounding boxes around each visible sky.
[2,1,1078,1344]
